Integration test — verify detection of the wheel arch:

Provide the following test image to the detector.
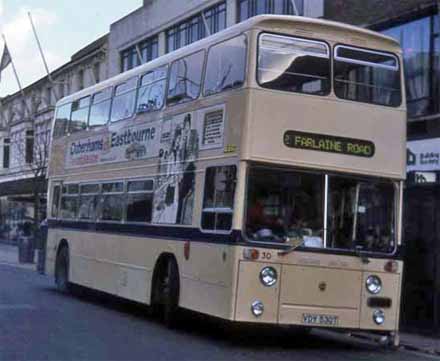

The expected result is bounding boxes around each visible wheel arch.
[150,252,180,305]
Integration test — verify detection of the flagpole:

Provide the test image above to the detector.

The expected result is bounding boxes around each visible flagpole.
[28,11,60,100]
[2,34,31,117]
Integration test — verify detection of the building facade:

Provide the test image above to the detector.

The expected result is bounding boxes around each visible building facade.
[0,35,108,243]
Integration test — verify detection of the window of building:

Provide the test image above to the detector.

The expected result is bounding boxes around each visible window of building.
[93,63,101,83]
[258,33,331,96]
[51,184,61,218]
[78,69,85,90]
[53,103,71,138]
[70,96,90,133]
[121,36,159,73]
[201,165,237,232]
[334,45,402,107]
[126,179,154,223]
[238,0,303,22]
[100,182,124,222]
[89,87,112,127]
[167,51,205,105]
[60,184,79,220]
[204,35,247,96]
[382,15,440,117]
[137,66,167,113]
[110,77,138,122]
[25,130,34,164]
[3,138,10,169]
[166,2,226,53]
[79,184,100,220]
[46,87,52,106]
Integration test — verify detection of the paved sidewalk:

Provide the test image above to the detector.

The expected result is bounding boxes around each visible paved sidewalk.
[0,243,36,270]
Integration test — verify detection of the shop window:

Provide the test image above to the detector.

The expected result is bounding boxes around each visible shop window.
[121,36,159,73]
[100,182,124,222]
[25,130,34,164]
[167,51,205,105]
[204,35,247,96]
[166,2,226,53]
[137,66,167,113]
[126,179,154,223]
[238,0,303,22]
[110,77,138,122]
[3,138,10,169]
[201,165,237,232]
[382,15,440,117]
[89,87,112,127]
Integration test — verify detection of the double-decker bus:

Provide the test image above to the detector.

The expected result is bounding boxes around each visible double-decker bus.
[45,15,406,346]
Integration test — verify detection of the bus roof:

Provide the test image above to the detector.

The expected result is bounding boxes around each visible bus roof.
[57,15,401,106]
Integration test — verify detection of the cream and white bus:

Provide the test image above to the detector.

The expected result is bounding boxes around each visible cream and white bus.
[45,15,406,345]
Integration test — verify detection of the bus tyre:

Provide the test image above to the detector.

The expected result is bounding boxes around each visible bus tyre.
[156,258,180,328]
[55,246,71,293]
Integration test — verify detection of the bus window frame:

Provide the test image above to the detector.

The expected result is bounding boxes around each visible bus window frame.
[126,178,155,225]
[88,86,113,128]
[256,31,332,97]
[166,49,207,107]
[69,95,91,134]
[60,182,80,221]
[200,164,238,235]
[98,180,126,223]
[203,33,248,98]
[333,43,403,108]
[136,65,169,116]
[78,182,101,222]
[51,182,62,219]
[110,76,140,124]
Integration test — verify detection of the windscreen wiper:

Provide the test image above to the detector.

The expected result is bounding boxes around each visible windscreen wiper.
[355,246,371,264]
[278,239,306,256]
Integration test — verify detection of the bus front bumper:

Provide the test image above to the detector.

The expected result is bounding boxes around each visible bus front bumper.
[234,260,401,333]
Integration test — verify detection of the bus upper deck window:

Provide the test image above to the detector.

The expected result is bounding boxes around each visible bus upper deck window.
[89,87,112,127]
[137,66,167,113]
[111,77,138,122]
[53,103,72,138]
[334,45,402,107]
[204,35,247,96]
[258,34,330,96]
[70,96,90,133]
[167,51,205,105]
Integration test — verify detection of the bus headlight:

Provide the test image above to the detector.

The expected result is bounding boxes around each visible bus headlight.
[366,275,382,294]
[251,300,264,317]
[260,267,277,287]
[373,310,385,325]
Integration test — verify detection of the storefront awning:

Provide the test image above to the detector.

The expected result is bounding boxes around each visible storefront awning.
[0,177,47,197]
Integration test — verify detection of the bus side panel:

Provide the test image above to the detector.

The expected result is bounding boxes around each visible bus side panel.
[47,227,237,320]
[178,242,236,320]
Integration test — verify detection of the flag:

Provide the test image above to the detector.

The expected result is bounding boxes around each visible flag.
[0,44,12,81]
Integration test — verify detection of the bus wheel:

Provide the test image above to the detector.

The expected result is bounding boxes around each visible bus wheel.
[55,246,71,293]
[155,258,180,327]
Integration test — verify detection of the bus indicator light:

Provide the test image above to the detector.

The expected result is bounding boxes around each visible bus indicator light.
[384,261,398,273]
[243,248,259,260]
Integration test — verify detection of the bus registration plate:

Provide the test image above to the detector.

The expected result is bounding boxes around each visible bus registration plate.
[302,313,339,326]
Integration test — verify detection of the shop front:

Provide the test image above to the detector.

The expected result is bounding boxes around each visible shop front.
[403,138,440,333]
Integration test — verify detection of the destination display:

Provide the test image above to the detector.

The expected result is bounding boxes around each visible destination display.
[284,130,375,158]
